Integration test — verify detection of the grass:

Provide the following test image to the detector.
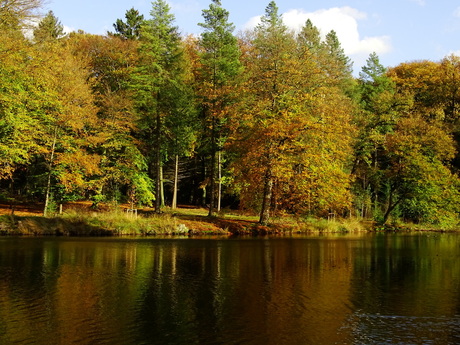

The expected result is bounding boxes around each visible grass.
[3,201,454,236]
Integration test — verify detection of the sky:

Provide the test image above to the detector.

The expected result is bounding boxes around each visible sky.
[44,0,460,74]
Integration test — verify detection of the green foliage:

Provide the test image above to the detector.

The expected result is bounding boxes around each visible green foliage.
[111,8,144,40]
[197,0,243,215]
[33,10,65,43]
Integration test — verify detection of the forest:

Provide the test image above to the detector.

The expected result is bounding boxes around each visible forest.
[1,0,460,227]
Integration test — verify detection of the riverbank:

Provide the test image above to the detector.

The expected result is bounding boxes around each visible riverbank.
[0,202,369,236]
[0,202,457,236]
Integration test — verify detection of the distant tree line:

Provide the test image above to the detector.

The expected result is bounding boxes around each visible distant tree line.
[1,0,460,226]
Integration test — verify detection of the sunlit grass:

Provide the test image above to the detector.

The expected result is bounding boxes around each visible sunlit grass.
[5,203,451,236]
[59,209,190,235]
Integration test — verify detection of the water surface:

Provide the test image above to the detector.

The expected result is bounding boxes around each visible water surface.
[0,233,459,344]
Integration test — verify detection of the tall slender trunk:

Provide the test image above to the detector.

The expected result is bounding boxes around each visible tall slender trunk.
[217,150,222,212]
[259,166,273,226]
[155,108,161,214]
[208,116,216,217]
[160,164,165,207]
[172,154,179,210]
[44,126,58,217]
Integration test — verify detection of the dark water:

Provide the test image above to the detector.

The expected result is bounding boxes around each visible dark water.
[0,233,459,345]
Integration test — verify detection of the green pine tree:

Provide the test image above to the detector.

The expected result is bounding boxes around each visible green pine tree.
[111,8,144,40]
[33,11,65,43]
[198,0,242,216]
[132,0,187,213]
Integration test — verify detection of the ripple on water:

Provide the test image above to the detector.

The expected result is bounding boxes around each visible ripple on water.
[339,312,460,345]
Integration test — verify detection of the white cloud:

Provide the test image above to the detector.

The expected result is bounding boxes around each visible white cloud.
[63,25,75,35]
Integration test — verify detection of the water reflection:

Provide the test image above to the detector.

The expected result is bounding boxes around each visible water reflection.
[0,234,459,344]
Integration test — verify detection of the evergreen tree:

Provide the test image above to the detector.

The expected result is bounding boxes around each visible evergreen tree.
[33,10,64,43]
[197,0,242,216]
[322,30,355,93]
[133,0,187,213]
[111,7,144,40]
[353,52,397,220]
[297,19,321,51]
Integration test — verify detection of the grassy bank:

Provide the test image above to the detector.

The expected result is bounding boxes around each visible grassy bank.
[1,204,456,236]
[0,205,374,236]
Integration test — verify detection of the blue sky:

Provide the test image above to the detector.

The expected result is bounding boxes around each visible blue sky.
[45,0,460,73]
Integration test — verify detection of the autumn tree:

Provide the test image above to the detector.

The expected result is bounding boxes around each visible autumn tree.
[0,4,59,211]
[0,30,46,197]
[69,33,155,207]
[0,0,43,30]
[238,1,293,225]
[383,59,460,225]
[0,6,102,215]
[231,1,355,224]
[34,39,101,215]
[381,114,459,225]
[197,0,242,216]
[439,55,460,126]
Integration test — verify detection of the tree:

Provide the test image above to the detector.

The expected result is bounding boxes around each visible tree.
[230,1,355,224]
[351,56,460,225]
[69,33,156,207]
[382,113,459,225]
[197,0,242,216]
[0,34,45,181]
[322,30,355,94]
[33,10,65,43]
[242,1,291,225]
[111,8,144,40]
[382,59,460,225]
[133,0,188,213]
[0,19,60,211]
[297,19,321,52]
[34,39,101,215]
[353,52,400,220]
[0,0,43,30]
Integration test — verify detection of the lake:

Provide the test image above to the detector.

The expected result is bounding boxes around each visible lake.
[0,233,459,344]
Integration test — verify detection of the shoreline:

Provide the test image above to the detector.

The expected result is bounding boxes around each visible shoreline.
[1,212,458,237]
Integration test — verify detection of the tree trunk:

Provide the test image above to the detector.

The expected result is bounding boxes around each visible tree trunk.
[259,167,273,225]
[382,188,401,225]
[44,126,58,217]
[155,108,161,214]
[217,150,222,212]
[160,164,165,208]
[208,116,216,217]
[172,154,179,210]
